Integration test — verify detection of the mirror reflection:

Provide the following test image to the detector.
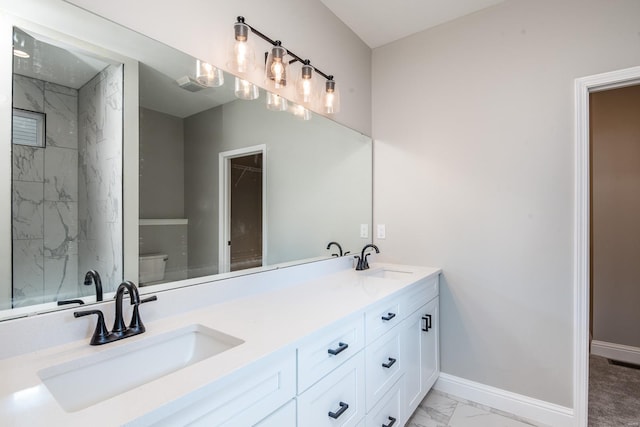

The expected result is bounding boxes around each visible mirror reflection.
[3,14,372,319]
[10,27,123,309]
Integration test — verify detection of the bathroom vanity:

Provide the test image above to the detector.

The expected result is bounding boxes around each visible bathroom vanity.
[0,259,440,426]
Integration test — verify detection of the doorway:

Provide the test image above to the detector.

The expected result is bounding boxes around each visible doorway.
[574,66,640,426]
[218,145,266,273]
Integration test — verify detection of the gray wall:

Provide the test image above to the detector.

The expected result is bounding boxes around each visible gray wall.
[591,85,640,349]
[184,99,372,277]
[139,107,187,282]
[139,107,184,218]
[372,0,640,407]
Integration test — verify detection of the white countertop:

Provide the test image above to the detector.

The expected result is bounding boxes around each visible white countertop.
[0,262,440,426]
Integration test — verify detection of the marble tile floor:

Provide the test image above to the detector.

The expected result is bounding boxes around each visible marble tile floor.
[406,389,544,427]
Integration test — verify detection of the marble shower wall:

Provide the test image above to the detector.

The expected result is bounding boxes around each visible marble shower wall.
[77,64,123,296]
[12,75,80,307]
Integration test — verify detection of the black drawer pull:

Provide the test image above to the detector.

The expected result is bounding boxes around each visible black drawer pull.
[328,342,349,356]
[328,401,349,419]
[383,416,397,427]
[382,357,397,368]
[381,312,396,321]
[422,314,432,332]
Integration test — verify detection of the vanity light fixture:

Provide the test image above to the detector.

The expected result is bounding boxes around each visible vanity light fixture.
[13,48,30,58]
[292,104,312,121]
[230,16,340,115]
[266,91,288,111]
[196,60,224,87]
[296,60,315,106]
[229,17,254,74]
[234,77,260,100]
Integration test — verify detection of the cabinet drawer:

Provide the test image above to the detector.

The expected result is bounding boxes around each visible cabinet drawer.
[365,377,403,427]
[365,326,403,410]
[402,275,438,318]
[365,297,402,343]
[298,314,365,392]
[297,351,365,427]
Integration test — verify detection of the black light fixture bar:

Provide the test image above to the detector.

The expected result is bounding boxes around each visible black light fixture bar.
[236,16,333,81]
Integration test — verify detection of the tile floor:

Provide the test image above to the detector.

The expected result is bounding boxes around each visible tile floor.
[406,390,544,427]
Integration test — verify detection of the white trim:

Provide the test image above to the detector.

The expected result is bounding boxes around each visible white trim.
[434,373,574,427]
[139,219,188,226]
[591,340,640,366]
[218,145,267,274]
[574,65,640,427]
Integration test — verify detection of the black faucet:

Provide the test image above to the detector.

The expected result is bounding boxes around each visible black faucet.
[84,270,103,302]
[56,269,104,306]
[74,281,157,346]
[112,281,141,337]
[326,241,350,257]
[355,244,380,270]
[327,241,342,257]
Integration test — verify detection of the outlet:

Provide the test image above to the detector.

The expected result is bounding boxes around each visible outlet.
[360,224,369,238]
[377,224,386,239]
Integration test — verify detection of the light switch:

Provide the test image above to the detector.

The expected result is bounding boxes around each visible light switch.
[360,224,369,238]
[377,224,386,239]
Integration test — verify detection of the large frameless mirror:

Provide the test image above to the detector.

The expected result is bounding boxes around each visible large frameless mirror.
[0,3,372,321]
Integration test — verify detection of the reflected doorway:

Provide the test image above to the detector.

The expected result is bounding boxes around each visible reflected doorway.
[219,145,266,273]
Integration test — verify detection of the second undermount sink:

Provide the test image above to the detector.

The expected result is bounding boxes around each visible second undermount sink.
[365,268,414,280]
[38,324,244,412]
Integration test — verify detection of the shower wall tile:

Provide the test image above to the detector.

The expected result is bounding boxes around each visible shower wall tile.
[13,74,44,112]
[12,239,44,308]
[44,253,79,302]
[45,88,78,149]
[44,201,78,257]
[12,145,44,182]
[78,64,123,293]
[12,74,80,306]
[12,181,44,239]
[44,147,78,202]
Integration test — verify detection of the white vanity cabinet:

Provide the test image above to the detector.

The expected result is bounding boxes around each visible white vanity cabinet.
[363,274,440,426]
[401,295,440,418]
[297,351,366,426]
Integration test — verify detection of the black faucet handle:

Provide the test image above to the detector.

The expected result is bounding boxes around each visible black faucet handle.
[57,299,85,306]
[363,253,371,269]
[74,309,111,346]
[128,295,158,334]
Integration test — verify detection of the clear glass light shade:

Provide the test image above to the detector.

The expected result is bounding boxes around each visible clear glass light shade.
[292,104,312,121]
[196,60,224,87]
[234,77,260,100]
[266,91,288,111]
[295,62,316,106]
[322,79,340,115]
[265,45,287,89]
[228,22,254,75]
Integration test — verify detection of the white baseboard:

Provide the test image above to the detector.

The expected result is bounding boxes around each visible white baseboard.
[433,373,574,427]
[591,340,640,365]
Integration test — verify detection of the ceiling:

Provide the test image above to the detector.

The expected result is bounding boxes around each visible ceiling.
[318,0,505,48]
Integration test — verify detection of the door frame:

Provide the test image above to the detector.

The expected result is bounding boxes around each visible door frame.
[218,145,267,273]
[573,65,640,426]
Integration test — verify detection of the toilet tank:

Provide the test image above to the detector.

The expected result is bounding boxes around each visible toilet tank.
[139,253,168,285]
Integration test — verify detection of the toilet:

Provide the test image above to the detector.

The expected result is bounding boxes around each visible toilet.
[139,253,168,286]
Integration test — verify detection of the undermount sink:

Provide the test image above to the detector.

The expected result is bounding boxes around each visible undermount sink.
[365,268,413,280]
[38,324,244,412]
